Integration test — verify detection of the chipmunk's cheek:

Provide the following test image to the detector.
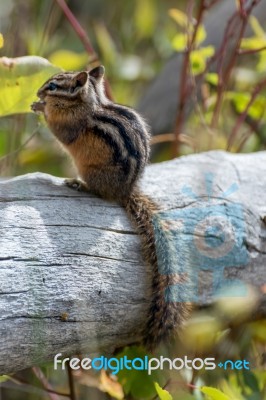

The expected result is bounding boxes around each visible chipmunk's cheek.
[31,100,46,114]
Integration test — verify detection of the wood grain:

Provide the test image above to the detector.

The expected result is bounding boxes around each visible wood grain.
[0,151,265,374]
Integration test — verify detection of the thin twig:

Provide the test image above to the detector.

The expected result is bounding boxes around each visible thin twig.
[0,124,39,175]
[151,133,196,151]
[39,1,57,55]
[190,69,214,149]
[206,0,221,8]
[67,361,77,400]
[235,127,253,152]
[238,46,266,55]
[227,76,266,150]
[239,0,246,16]
[54,0,113,100]
[173,0,207,157]
[32,367,62,400]
[151,133,175,144]
[6,374,70,398]
[55,0,97,60]
[244,115,266,145]
[210,0,262,129]
[210,12,242,128]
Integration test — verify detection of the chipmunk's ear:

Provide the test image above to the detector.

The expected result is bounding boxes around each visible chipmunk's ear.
[73,71,88,88]
[89,65,105,81]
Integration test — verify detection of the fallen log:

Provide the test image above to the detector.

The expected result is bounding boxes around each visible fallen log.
[0,150,265,374]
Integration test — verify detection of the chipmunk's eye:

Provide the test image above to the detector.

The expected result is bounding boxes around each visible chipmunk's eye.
[48,82,58,91]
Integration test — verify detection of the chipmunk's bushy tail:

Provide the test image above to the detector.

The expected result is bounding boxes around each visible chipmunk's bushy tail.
[123,188,189,350]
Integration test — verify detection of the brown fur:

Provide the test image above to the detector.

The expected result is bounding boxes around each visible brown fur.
[31,65,190,350]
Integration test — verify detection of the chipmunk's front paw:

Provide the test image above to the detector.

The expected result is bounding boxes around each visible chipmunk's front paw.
[31,101,45,114]
[64,178,88,192]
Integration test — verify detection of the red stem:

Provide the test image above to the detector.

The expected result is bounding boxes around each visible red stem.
[238,46,266,55]
[67,361,77,400]
[10,373,70,398]
[55,0,97,59]
[32,366,61,400]
[173,0,207,158]
[239,0,247,16]
[211,0,262,129]
[210,13,243,128]
[54,0,114,101]
[227,76,266,150]
[207,0,220,7]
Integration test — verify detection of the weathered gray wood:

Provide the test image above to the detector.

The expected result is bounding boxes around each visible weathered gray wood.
[0,150,266,374]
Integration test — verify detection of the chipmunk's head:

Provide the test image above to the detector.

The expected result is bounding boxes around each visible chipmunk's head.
[31,65,106,113]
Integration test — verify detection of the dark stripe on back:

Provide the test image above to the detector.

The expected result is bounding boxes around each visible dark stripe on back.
[93,114,141,173]
[106,104,135,120]
[92,125,130,175]
[104,104,149,159]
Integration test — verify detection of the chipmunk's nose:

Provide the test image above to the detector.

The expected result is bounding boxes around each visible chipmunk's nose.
[37,82,49,98]
[37,88,45,99]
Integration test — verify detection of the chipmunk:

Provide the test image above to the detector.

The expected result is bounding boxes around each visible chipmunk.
[31,65,189,350]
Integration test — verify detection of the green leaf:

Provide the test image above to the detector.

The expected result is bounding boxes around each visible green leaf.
[168,8,188,28]
[0,34,3,49]
[220,379,244,400]
[257,52,266,72]
[201,386,230,400]
[117,346,160,399]
[240,15,266,66]
[0,56,61,117]
[172,33,187,51]
[195,25,207,45]
[94,22,117,66]
[242,370,260,393]
[249,15,265,38]
[241,37,266,51]
[190,46,214,75]
[200,46,215,58]
[229,92,249,111]
[182,314,221,351]
[190,46,214,74]
[154,382,173,400]
[48,50,88,71]
[230,92,266,120]
[246,394,263,400]
[206,72,218,86]
[249,320,266,342]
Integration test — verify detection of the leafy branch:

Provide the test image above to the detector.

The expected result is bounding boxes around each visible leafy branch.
[210,0,262,129]
[170,0,265,155]
[172,0,208,157]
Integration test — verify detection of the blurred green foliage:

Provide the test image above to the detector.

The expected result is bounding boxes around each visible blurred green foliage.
[0,56,61,116]
[169,8,215,75]
[167,5,266,156]
[0,0,186,177]
[1,0,266,177]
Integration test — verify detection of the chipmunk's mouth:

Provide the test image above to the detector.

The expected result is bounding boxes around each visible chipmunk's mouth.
[31,99,46,114]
